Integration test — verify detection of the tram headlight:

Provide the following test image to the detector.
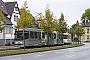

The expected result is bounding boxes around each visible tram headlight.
[15,42,18,44]
[15,41,23,44]
[20,42,23,44]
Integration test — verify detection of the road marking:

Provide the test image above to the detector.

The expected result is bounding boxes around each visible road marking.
[11,58,21,60]
[11,59,16,60]
[55,52,62,54]
[35,54,47,57]
[66,54,75,58]
[81,52,87,54]
[70,52,75,54]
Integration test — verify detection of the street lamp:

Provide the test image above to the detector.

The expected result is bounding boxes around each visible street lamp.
[23,28,25,51]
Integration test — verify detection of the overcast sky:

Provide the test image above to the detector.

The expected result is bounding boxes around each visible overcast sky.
[3,0,90,27]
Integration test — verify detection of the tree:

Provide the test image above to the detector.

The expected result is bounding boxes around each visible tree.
[41,4,54,33]
[0,9,5,32]
[55,13,67,45]
[40,4,55,45]
[16,1,34,28]
[58,13,68,33]
[74,22,83,44]
[33,13,44,28]
[70,24,76,43]
[69,27,74,36]
[81,8,90,25]
[53,17,58,31]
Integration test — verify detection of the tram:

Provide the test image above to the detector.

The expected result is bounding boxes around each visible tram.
[14,28,42,47]
[63,33,72,44]
[14,28,72,47]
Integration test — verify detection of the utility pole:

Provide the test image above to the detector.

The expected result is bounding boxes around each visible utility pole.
[67,26,69,43]
[23,29,25,51]
[73,28,74,44]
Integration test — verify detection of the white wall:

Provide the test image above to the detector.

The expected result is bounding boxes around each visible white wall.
[81,27,90,42]
[11,3,20,39]
[0,33,3,39]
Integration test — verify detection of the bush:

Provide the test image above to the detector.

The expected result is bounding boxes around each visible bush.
[5,43,13,46]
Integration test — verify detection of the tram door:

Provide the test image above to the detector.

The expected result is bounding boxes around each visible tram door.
[38,32,42,46]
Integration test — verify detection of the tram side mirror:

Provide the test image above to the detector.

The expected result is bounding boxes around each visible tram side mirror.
[14,33,15,35]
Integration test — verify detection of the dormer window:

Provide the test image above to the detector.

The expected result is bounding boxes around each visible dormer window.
[14,4,18,11]
[7,15,10,18]
[14,15,18,21]
[15,7,18,11]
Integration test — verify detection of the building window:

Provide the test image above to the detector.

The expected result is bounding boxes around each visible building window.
[87,29,89,33]
[6,26,9,33]
[6,26,12,34]
[87,36,89,40]
[15,8,18,11]
[14,15,18,21]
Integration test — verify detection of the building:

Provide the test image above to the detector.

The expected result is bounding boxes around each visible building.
[0,0,20,45]
[81,21,90,42]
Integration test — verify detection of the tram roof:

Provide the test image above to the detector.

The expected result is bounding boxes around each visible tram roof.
[23,28,41,32]
[15,28,41,32]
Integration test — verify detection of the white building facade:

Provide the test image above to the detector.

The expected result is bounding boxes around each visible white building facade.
[81,21,90,42]
[0,0,20,45]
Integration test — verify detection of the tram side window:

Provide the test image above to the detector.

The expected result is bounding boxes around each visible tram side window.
[54,33,56,39]
[42,32,45,38]
[30,31,34,38]
[24,31,29,39]
[35,32,38,38]
[30,31,38,38]
[58,34,60,39]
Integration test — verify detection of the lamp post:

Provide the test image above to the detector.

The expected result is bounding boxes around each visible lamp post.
[67,26,69,43]
[73,28,74,44]
[23,28,25,51]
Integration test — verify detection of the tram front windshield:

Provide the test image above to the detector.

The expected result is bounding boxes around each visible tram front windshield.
[14,31,29,41]
[63,35,68,39]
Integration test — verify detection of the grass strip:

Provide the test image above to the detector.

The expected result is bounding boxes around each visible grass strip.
[0,44,84,57]
[0,48,20,51]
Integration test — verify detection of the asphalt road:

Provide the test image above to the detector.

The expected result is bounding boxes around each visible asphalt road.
[0,43,90,60]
